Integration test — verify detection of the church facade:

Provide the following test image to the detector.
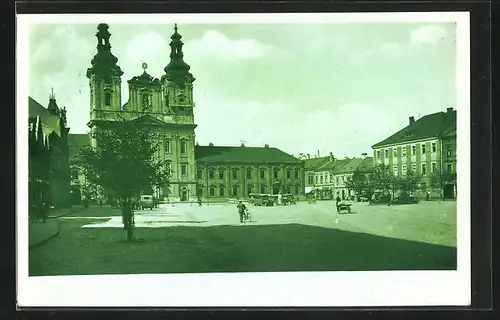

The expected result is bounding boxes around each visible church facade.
[77,23,304,202]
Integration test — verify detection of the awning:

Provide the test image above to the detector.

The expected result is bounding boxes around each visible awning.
[305,187,315,194]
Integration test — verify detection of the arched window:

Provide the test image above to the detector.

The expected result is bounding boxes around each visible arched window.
[294,168,300,179]
[247,184,253,195]
[164,139,171,154]
[219,168,225,179]
[180,139,187,154]
[260,168,265,179]
[209,168,215,179]
[104,91,111,106]
[246,167,252,179]
[219,185,225,197]
[273,167,279,179]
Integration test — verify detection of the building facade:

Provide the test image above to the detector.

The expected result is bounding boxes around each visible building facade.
[371,108,457,199]
[71,23,303,202]
[86,23,197,201]
[195,144,304,201]
[28,94,71,213]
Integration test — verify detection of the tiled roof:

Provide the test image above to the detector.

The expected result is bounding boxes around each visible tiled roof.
[372,109,457,148]
[335,158,364,174]
[314,157,374,174]
[195,145,301,165]
[304,156,330,170]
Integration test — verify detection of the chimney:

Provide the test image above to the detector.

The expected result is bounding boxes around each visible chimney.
[196,142,199,146]
[329,152,334,161]
[240,143,245,147]
[264,144,269,148]
[409,116,415,124]
[307,154,310,159]
[209,142,214,147]
[362,153,367,159]
[447,107,453,113]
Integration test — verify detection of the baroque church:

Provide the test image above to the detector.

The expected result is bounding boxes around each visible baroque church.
[70,23,305,202]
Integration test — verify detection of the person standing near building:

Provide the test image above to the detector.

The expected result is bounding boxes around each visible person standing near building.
[277,192,282,206]
[336,195,341,212]
[237,200,247,223]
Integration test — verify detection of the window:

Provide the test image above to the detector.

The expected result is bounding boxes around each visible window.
[104,91,111,106]
[219,168,224,179]
[295,185,299,195]
[411,163,417,172]
[232,169,238,179]
[209,168,214,179]
[165,140,171,153]
[260,168,265,179]
[286,169,291,179]
[411,145,416,155]
[180,140,186,154]
[181,165,187,176]
[320,176,324,184]
[219,186,225,197]
[376,150,381,158]
[384,149,389,158]
[421,163,427,175]
[294,168,299,179]
[402,146,406,157]
[246,168,252,179]
[393,147,397,157]
[232,186,238,196]
[260,185,266,194]
[142,93,149,107]
[209,187,215,197]
[421,143,426,154]
[330,174,333,182]
[446,163,453,173]
[286,186,291,194]
[247,185,253,195]
[402,164,407,175]
[165,161,172,174]
[431,142,437,153]
[446,145,452,157]
[336,177,339,185]
[308,175,313,185]
[431,162,437,173]
[393,165,398,176]
[316,176,319,184]
[273,168,279,179]
[197,169,202,178]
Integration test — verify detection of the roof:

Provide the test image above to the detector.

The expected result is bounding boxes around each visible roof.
[372,109,457,148]
[28,97,61,137]
[356,157,374,173]
[335,158,364,174]
[304,156,330,170]
[195,145,301,165]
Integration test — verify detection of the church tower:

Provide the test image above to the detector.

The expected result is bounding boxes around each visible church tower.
[86,23,123,124]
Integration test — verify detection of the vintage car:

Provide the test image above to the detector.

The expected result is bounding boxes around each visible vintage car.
[249,194,278,206]
[140,194,155,210]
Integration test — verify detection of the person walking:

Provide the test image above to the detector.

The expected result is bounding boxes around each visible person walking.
[197,196,202,206]
[336,195,341,212]
[237,200,247,223]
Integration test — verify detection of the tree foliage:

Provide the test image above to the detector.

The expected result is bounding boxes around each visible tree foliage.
[394,169,423,195]
[368,164,396,194]
[429,168,456,193]
[345,170,373,197]
[78,121,169,240]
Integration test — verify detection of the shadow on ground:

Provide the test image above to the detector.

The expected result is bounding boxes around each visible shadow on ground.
[29,222,456,276]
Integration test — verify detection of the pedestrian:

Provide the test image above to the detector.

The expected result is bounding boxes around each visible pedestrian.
[197,196,202,206]
[336,195,341,212]
[425,191,430,201]
[99,199,103,207]
[237,200,247,223]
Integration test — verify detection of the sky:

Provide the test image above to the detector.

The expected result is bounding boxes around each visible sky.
[27,20,457,159]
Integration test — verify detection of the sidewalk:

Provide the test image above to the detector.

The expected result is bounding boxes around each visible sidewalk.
[48,205,86,218]
[29,219,59,249]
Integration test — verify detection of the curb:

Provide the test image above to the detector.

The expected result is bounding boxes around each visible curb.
[29,220,60,250]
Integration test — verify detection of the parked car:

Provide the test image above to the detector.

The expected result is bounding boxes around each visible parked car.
[249,194,277,206]
[140,195,155,210]
[282,194,297,205]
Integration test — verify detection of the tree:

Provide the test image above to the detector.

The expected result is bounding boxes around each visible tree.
[429,169,456,199]
[345,170,372,199]
[78,121,169,241]
[369,164,395,196]
[394,169,422,197]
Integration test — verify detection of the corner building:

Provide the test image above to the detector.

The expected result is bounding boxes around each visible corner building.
[82,23,303,202]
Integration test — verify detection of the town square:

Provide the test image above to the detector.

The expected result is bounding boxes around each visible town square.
[26,20,458,276]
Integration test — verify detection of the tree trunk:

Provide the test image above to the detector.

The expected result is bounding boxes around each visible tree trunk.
[121,196,135,241]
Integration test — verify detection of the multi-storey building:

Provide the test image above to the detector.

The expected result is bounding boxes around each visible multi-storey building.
[195,144,304,200]
[70,23,303,202]
[28,94,71,213]
[371,107,457,198]
[304,153,332,194]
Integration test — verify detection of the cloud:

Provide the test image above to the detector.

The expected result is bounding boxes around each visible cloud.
[410,25,447,46]
[184,30,282,61]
